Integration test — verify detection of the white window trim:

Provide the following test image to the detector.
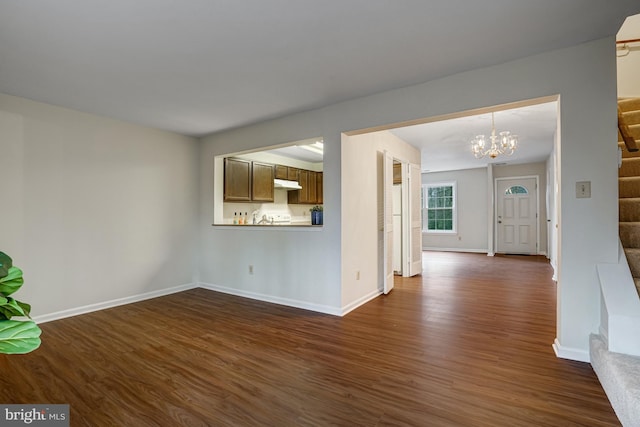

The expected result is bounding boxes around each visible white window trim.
[423,181,457,234]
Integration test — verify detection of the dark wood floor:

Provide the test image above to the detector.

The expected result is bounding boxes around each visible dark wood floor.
[0,252,618,426]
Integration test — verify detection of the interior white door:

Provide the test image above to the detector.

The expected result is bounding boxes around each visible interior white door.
[408,163,423,276]
[393,184,402,274]
[496,178,537,254]
[383,152,394,294]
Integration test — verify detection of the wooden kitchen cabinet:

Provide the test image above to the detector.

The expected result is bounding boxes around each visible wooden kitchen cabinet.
[252,162,274,202]
[316,172,323,204]
[224,158,274,202]
[274,164,288,180]
[288,169,323,205]
[288,170,308,204]
[275,164,300,182]
[224,158,251,201]
[287,167,299,181]
[308,171,317,203]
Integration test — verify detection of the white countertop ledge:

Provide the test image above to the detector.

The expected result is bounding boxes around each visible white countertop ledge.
[212,224,323,231]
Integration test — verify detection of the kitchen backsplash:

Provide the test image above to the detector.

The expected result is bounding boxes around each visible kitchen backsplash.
[223,188,320,225]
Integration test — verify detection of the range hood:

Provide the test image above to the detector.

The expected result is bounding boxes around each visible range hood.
[274,179,302,190]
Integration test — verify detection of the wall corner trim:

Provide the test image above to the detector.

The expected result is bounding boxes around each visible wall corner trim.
[341,289,383,316]
[553,338,590,363]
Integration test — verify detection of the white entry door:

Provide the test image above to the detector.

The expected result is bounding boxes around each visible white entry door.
[496,178,537,255]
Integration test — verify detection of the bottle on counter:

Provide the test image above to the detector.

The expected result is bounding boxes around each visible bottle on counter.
[244,212,248,225]
[233,212,238,225]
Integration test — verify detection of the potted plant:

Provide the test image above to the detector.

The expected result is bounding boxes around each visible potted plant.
[0,252,42,354]
[310,205,323,225]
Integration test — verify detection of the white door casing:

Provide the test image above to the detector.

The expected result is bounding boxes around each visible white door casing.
[383,152,394,293]
[408,163,422,276]
[496,177,538,255]
[393,184,402,274]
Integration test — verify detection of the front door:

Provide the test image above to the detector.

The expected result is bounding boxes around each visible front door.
[496,177,537,254]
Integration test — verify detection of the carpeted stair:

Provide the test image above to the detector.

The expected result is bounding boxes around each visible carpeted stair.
[618,97,640,298]
[591,334,640,427]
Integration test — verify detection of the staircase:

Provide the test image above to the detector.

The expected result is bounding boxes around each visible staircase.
[591,98,640,427]
[618,97,640,298]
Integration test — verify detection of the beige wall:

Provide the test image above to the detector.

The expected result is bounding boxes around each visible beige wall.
[341,131,420,309]
[0,93,199,318]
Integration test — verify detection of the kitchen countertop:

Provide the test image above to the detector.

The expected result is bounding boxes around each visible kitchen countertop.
[211,223,323,230]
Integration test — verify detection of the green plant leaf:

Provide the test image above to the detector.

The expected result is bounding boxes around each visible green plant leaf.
[0,252,12,279]
[16,300,31,317]
[0,297,7,320]
[0,297,30,319]
[0,267,24,296]
[0,320,42,354]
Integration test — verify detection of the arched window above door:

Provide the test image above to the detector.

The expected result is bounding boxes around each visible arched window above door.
[505,185,528,195]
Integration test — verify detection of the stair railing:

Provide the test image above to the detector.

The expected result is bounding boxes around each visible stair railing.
[619,105,639,152]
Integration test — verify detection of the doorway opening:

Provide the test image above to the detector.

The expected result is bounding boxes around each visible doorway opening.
[343,95,561,317]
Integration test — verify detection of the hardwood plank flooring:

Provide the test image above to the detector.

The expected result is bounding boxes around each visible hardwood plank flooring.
[0,252,619,426]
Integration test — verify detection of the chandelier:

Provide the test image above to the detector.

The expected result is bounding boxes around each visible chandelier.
[470,112,518,159]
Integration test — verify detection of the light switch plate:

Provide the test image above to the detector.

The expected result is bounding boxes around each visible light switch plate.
[576,181,591,198]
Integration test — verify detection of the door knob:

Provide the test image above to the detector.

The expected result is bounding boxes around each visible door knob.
[498,220,502,224]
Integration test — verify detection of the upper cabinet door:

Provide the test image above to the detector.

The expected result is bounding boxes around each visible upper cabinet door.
[287,167,299,181]
[274,164,288,180]
[307,171,317,203]
[224,158,252,201]
[316,172,323,204]
[252,162,275,202]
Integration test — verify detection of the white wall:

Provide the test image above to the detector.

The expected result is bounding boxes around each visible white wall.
[197,37,620,360]
[422,168,488,252]
[0,93,199,318]
[494,162,548,255]
[199,112,342,314]
[341,131,420,310]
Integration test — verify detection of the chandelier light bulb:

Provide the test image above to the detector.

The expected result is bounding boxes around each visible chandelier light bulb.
[470,112,518,159]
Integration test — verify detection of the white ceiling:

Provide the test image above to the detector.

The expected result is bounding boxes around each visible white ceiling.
[390,101,558,172]
[1,1,638,139]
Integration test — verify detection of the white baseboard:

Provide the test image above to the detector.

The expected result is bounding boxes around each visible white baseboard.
[552,338,590,363]
[550,259,558,281]
[33,283,197,324]
[422,247,488,254]
[198,282,342,316]
[341,289,382,316]
[32,281,363,324]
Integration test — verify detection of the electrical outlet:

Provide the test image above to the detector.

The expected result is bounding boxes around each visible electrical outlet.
[249,265,254,275]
